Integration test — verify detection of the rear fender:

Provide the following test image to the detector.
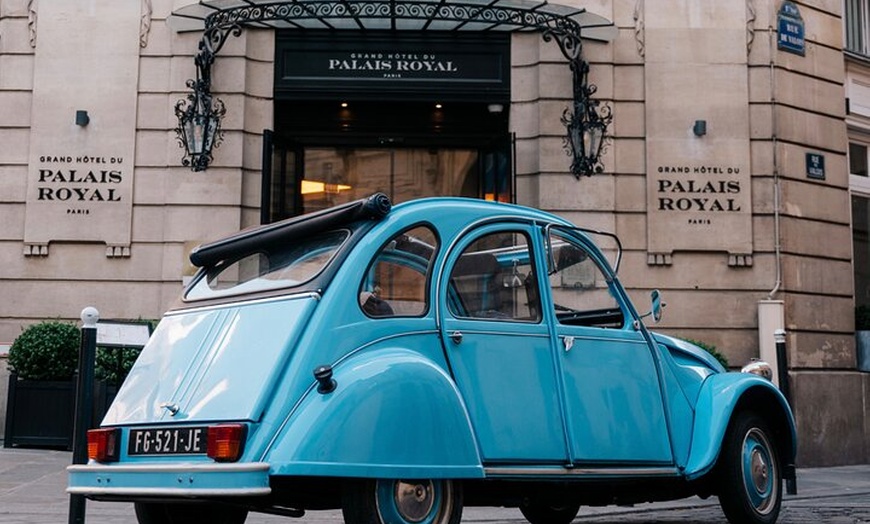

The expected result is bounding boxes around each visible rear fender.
[684,373,796,480]
[264,347,484,479]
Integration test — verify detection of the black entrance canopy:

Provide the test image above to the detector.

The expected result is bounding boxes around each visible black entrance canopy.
[169,0,616,44]
[167,0,617,176]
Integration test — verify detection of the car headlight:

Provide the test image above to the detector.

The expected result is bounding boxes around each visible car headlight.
[741,359,773,380]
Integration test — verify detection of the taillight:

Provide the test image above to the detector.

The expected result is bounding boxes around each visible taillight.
[207,424,247,462]
[87,428,120,462]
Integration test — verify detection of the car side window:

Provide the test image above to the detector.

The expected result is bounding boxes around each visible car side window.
[359,225,438,317]
[547,231,625,328]
[447,231,541,322]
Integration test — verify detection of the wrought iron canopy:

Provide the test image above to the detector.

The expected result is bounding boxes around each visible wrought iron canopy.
[169,0,616,44]
[169,0,617,175]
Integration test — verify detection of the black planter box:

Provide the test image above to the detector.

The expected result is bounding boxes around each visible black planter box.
[4,373,118,450]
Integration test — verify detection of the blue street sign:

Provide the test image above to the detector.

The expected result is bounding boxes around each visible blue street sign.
[777,1,805,56]
[806,152,825,180]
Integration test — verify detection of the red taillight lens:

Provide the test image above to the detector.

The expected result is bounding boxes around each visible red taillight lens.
[207,424,246,462]
[87,428,120,462]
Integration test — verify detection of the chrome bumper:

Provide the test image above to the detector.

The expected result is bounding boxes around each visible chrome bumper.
[67,462,271,497]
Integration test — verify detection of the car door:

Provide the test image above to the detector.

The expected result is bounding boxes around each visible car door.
[439,224,569,463]
[543,227,674,465]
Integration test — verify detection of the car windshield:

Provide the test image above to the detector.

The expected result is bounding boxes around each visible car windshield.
[184,230,349,300]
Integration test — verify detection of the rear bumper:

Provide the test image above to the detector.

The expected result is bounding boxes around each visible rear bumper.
[67,462,271,498]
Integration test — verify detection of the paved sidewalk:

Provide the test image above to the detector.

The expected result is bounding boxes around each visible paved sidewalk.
[1,447,868,524]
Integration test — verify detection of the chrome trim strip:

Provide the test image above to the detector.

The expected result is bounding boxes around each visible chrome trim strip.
[168,292,321,316]
[484,466,680,477]
[68,462,270,474]
[67,487,271,496]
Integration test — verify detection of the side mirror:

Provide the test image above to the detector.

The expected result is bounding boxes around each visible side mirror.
[637,290,664,325]
[650,289,663,323]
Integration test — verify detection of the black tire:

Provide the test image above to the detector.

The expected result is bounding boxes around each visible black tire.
[717,412,782,524]
[134,501,248,524]
[519,499,580,524]
[342,479,463,524]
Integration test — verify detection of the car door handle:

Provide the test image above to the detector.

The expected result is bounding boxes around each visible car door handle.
[450,330,463,344]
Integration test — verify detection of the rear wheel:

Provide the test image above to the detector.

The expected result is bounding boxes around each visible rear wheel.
[342,479,463,524]
[519,499,580,524]
[717,412,782,524]
[134,501,248,524]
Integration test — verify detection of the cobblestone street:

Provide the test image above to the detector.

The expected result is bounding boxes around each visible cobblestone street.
[1,448,868,524]
[575,493,870,523]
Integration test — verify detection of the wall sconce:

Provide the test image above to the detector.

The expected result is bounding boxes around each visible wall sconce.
[175,86,225,171]
[75,110,90,127]
[693,119,707,137]
[562,59,612,178]
[174,25,240,171]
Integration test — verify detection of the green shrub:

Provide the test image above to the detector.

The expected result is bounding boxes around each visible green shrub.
[683,338,730,369]
[856,305,870,331]
[95,319,156,384]
[7,321,80,381]
[95,347,140,384]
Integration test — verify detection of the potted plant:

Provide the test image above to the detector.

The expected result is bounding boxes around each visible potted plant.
[3,319,149,448]
[855,305,870,372]
[4,320,79,448]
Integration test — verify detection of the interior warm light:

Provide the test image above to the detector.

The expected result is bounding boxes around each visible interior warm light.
[435,103,443,109]
[484,193,510,203]
[301,179,352,195]
[341,102,349,108]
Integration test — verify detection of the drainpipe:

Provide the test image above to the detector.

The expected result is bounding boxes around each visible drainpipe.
[758,25,786,379]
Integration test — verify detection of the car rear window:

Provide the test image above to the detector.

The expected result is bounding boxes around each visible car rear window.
[184,230,349,301]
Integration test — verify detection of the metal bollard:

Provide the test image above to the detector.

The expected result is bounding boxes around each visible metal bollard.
[774,329,791,406]
[69,307,99,524]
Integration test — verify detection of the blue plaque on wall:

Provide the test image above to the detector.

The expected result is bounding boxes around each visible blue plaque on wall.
[777,1,805,56]
[806,152,825,180]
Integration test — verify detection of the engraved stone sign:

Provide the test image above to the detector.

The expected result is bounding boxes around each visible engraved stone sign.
[23,0,140,257]
[646,140,753,266]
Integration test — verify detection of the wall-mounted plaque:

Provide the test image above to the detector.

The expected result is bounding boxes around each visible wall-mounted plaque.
[646,140,753,265]
[806,152,825,180]
[777,1,805,56]
[23,0,140,257]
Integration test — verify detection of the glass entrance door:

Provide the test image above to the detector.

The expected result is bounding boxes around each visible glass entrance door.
[262,139,514,220]
[301,147,480,213]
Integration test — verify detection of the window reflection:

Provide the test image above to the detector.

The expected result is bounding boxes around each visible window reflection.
[302,148,479,213]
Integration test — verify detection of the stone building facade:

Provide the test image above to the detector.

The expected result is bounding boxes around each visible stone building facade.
[0,0,867,464]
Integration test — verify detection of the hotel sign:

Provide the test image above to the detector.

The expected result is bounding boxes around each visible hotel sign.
[23,0,140,257]
[646,144,753,264]
[276,32,510,100]
[24,153,134,254]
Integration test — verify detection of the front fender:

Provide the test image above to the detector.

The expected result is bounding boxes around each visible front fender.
[684,373,796,480]
[264,347,484,479]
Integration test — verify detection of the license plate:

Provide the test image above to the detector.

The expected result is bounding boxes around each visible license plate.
[128,426,207,456]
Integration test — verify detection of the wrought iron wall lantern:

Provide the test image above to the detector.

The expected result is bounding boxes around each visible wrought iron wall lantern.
[562,58,613,178]
[169,0,616,176]
[174,25,241,171]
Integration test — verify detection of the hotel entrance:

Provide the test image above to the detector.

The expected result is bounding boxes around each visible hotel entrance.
[262,31,512,222]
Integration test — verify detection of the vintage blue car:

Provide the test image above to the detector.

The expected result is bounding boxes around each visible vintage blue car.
[68,193,796,524]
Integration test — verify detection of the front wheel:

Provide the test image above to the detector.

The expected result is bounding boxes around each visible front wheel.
[134,501,248,524]
[342,479,463,524]
[519,499,580,524]
[717,412,782,524]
